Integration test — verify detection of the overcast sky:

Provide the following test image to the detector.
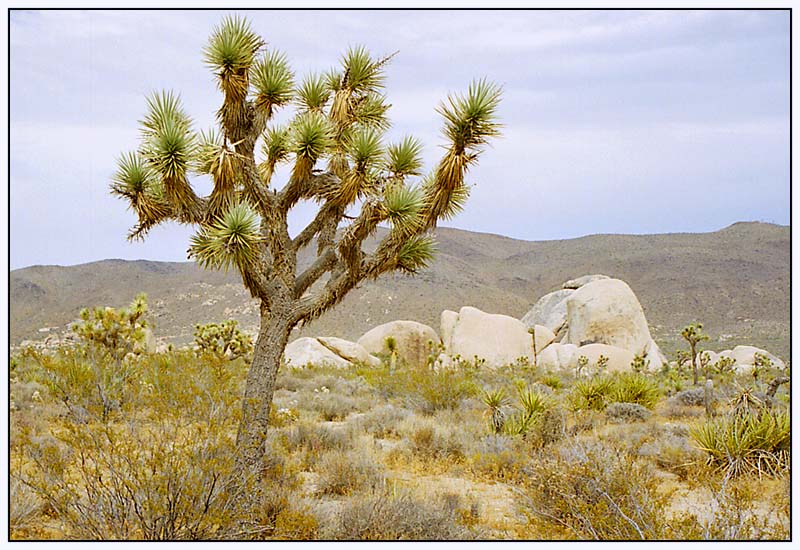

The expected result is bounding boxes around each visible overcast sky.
[9,9,790,269]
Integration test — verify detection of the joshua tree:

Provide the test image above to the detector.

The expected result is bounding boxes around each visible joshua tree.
[681,322,709,386]
[110,16,501,471]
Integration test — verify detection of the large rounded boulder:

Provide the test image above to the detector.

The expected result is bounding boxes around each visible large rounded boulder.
[521,289,573,335]
[446,306,534,369]
[567,343,636,375]
[317,337,381,368]
[285,337,352,369]
[719,346,786,371]
[564,278,653,356]
[357,320,439,368]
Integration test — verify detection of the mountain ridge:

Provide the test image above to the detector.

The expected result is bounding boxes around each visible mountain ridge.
[10,222,790,360]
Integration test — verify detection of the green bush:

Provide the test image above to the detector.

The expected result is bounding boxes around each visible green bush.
[690,410,790,478]
[611,373,662,410]
[569,376,615,411]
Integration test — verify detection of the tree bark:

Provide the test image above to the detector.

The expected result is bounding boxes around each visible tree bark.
[234,305,292,473]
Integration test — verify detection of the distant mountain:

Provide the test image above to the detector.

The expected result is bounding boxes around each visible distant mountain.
[10,222,790,361]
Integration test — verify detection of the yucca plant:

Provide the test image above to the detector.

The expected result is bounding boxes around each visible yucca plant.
[481,388,509,435]
[690,410,790,478]
[570,376,615,412]
[611,373,662,410]
[110,16,502,473]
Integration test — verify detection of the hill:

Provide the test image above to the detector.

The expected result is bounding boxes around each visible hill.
[10,221,790,360]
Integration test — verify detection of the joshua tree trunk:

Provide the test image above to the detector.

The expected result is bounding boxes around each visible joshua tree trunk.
[689,342,698,386]
[235,304,291,472]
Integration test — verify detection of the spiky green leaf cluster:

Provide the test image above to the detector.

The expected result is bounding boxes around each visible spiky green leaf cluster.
[291,111,335,161]
[396,235,436,273]
[352,93,391,130]
[203,15,263,73]
[251,50,294,110]
[140,91,192,137]
[347,127,384,171]
[438,78,502,150]
[261,124,292,166]
[384,183,424,235]
[139,91,196,180]
[111,152,159,204]
[341,45,388,94]
[189,203,263,272]
[297,73,331,112]
[386,136,423,177]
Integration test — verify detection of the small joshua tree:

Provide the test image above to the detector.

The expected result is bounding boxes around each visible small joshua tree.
[110,16,501,471]
[681,322,709,386]
[193,320,253,360]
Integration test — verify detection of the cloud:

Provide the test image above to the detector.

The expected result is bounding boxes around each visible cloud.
[9,9,790,268]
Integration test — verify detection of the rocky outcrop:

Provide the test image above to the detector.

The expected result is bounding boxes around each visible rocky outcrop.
[317,337,381,368]
[521,289,573,334]
[445,306,534,368]
[718,345,786,372]
[532,325,556,352]
[357,320,439,368]
[536,342,578,371]
[567,343,636,375]
[523,275,667,373]
[562,274,610,289]
[440,310,459,350]
[564,278,652,355]
[284,337,352,369]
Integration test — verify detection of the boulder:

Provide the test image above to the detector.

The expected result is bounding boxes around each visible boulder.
[562,274,610,289]
[537,342,578,371]
[564,279,652,355]
[440,310,459,350]
[719,345,785,370]
[284,337,351,369]
[696,350,720,368]
[567,343,636,374]
[357,320,439,368]
[143,328,158,354]
[447,306,533,368]
[317,337,381,368]
[643,339,668,372]
[533,325,556,352]
[521,289,573,334]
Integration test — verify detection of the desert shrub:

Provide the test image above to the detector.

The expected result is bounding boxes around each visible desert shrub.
[687,478,789,540]
[406,420,467,462]
[308,391,363,421]
[362,362,478,414]
[606,402,652,424]
[350,404,413,439]
[611,373,661,409]
[9,477,42,539]
[540,374,563,390]
[281,421,352,465]
[31,346,139,423]
[327,488,476,540]
[193,320,253,360]
[521,439,671,540]
[315,449,385,496]
[689,410,789,478]
[17,416,272,540]
[272,507,320,540]
[671,387,709,407]
[468,436,529,483]
[569,376,614,411]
